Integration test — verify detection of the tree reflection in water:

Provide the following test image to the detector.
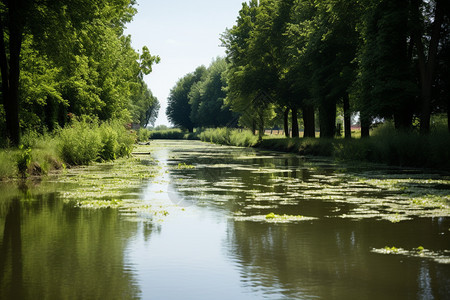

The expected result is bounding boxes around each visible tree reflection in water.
[0,190,142,300]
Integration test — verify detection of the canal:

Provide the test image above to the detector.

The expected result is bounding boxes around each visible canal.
[1,140,449,299]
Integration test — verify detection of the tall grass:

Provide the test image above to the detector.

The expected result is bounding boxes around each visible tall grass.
[57,118,135,165]
[148,129,186,139]
[199,128,258,147]
[259,122,450,169]
[0,117,136,179]
[0,150,17,179]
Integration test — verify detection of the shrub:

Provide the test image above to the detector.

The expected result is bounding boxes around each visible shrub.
[16,146,32,177]
[149,129,185,139]
[57,118,102,165]
[199,128,258,146]
[99,124,119,160]
[137,128,151,142]
[56,117,134,165]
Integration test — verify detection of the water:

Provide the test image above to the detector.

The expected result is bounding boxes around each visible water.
[1,140,449,299]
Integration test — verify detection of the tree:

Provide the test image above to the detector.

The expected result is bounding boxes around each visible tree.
[189,58,236,128]
[411,0,449,133]
[166,66,206,132]
[0,0,159,145]
[0,0,104,145]
[130,81,159,128]
[222,0,265,133]
[357,0,417,133]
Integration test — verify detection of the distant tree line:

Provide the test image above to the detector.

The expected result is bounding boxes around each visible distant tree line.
[166,58,238,132]
[0,0,160,146]
[168,0,449,138]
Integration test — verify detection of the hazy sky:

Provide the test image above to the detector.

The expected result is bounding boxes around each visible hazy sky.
[124,0,245,126]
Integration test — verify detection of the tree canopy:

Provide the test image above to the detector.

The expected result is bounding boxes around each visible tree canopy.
[0,0,160,145]
[166,58,236,132]
[219,0,450,137]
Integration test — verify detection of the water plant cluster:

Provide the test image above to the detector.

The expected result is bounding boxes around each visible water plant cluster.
[372,246,450,264]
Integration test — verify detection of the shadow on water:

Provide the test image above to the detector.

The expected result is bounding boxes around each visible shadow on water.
[0,185,143,300]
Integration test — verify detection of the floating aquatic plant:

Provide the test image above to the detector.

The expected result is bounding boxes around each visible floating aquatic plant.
[371,246,450,264]
[177,163,195,169]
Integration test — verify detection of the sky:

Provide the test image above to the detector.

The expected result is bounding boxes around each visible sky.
[124,0,246,127]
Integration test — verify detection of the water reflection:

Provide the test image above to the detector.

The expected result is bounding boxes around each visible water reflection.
[164,140,450,299]
[0,189,141,300]
[226,218,450,299]
[1,140,449,300]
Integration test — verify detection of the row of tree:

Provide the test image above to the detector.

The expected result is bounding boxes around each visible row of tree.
[223,0,449,138]
[166,58,237,132]
[0,0,160,146]
[168,0,449,138]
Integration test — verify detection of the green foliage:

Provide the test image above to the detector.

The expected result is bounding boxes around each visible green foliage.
[189,58,236,127]
[166,67,207,132]
[259,138,333,156]
[58,118,102,165]
[0,0,159,145]
[199,128,258,147]
[0,151,17,179]
[149,129,186,140]
[57,117,134,165]
[17,146,32,177]
[137,128,152,142]
[259,122,450,169]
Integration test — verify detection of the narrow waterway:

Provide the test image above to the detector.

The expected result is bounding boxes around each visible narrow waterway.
[1,140,449,299]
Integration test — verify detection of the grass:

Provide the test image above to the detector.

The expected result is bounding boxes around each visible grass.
[148,128,186,139]
[199,128,258,147]
[0,117,136,179]
[258,123,450,170]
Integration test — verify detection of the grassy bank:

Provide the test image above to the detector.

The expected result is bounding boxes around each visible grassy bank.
[137,128,199,141]
[0,118,136,179]
[199,128,258,147]
[192,125,450,170]
[258,126,450,170]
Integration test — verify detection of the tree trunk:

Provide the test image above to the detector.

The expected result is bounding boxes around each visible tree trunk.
[394,108,413,130]
[447,96,450,133]
[258,111,264,141]
[291,107,299,138]
[283,107,289,137]
[251,119,256,135]
[302,104,315,138]
[0,1,25,146]
[412,0,444,134]
[360,111,371,138]
[343,93,351,139]
[319,101,336,138]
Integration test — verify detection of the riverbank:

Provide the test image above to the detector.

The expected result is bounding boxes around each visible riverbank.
[0,118,135,180]
[257,131,450,170]
[196,127,450,170]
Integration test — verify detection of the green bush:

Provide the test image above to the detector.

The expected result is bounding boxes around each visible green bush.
[199,128,258,147]
[149,129,185,139]
[16,146,32,177]
[99,124,119,160]
[137,128,151,142]
[58,118,102,165]
[57,117,134,165]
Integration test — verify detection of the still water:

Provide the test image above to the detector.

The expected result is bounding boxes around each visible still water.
[1,140,449,299]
